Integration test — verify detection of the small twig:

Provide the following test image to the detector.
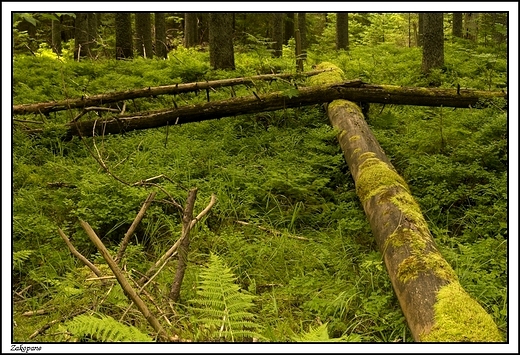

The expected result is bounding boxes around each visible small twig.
[58,228,103,277]
[29,309,88,339]
[115,191,157,264]
[22,308,54,317]
[13,118,43,124]
[85,275,116,282]
[189,194,217,229]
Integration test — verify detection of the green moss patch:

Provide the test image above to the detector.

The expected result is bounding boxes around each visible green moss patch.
[356,157,409,203]
[421,282,503,342]
[308,62,345,86]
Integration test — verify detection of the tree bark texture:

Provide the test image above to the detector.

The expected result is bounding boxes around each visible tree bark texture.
[58,81,505,140]
[271,13,284,58]
[135,13,153,58]
[284,12,295,44]
[74,13,89,60]
[87,13,98,58]
[312,63,503,342]
[422,13,444,74]
[115,13,133,59]
[336,13,349,50]
[51,18,62,55]
[209,13,235,70]
[452,13,463,38]
[155,13,168,58]
[297,13,307,54]
[184,13,198,48]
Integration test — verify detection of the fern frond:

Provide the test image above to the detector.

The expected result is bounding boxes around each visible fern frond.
[13,249,34,270]
[66,314,153,342]
[189,253,263,342]
[292,322,363,342]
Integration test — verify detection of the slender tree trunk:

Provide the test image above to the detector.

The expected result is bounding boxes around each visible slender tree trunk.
[135,13,153,58]
[184,13,198,48]
[452,13,463,38]
[209,13,235,70]
[74,13,89,60]
[422,13,444,76]
[87,13,98,58]
[297,13,307,54]
[271,13,284,58]
[284,12,295,44]
[51,17,62,55]
[155,13,168,58]
[198,13,209,44]
[336,12,349,50]
[115,13,133,59]
[464,13,479,41]
[418,13,424,46]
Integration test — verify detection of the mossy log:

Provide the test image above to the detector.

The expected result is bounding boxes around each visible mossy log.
[12,69,335,116]
[31,77,505,140]
[312,63,503,342]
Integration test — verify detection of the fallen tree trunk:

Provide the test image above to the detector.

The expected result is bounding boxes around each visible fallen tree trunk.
[313,63,503,342]
[12,69,335,116]
[43,80,504,140]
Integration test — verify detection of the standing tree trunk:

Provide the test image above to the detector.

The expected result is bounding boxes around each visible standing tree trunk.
[284,12,295,44]
[135,13,153,58]
[421,13,444,77]
[198,13,210,44]
[271,13,284,58]
[209,13,235,70]
[87,13,98,58]
[297,13,307,55]
[336,12,349,50]
[452,13,463,38]
[418,13,424,46]
[51,17,61,55]
[115,13,133,60]
[74,13,89,61]
[464,13,479,41]
[155,13,168,58]
[311,63,503,343]
[184,13,198,48]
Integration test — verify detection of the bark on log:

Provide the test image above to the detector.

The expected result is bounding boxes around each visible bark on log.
[313,63,502,342]
[12,69,336,116]
[51,80,505,140]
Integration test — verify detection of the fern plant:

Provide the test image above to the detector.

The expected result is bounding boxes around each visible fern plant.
[189,253,262,342]
[13,250,34,270]
[292,322,362,342]
[66,314,153,342]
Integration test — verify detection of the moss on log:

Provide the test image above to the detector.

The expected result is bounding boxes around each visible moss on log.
[312,62,503,342]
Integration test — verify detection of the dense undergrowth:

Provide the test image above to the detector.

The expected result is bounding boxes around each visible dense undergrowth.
[11,36,507,343]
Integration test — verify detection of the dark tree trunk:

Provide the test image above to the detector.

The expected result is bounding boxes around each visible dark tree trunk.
[155,13,168,58]
[184,13,198,48]
[297,13,307,54]
[74,13,89,60]
[198,13,210,44]
[135,13,153,58]
[87,13,98,58]
[209,13,235,70]
[284,12,295,44]
[422,13,444,76]
[51,17,62,55]
[336,12,349,50]
[115,13,133,59]
[271,13,284,58]
[452,13,463,38]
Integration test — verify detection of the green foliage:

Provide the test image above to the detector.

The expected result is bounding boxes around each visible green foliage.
[189,253,262,342]
[66,314,153,342]
[12,18,507,343]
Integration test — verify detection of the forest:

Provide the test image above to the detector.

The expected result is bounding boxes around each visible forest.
[7,8,512,350]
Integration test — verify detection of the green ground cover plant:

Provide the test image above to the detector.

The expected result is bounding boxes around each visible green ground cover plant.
[11,25,507,343]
